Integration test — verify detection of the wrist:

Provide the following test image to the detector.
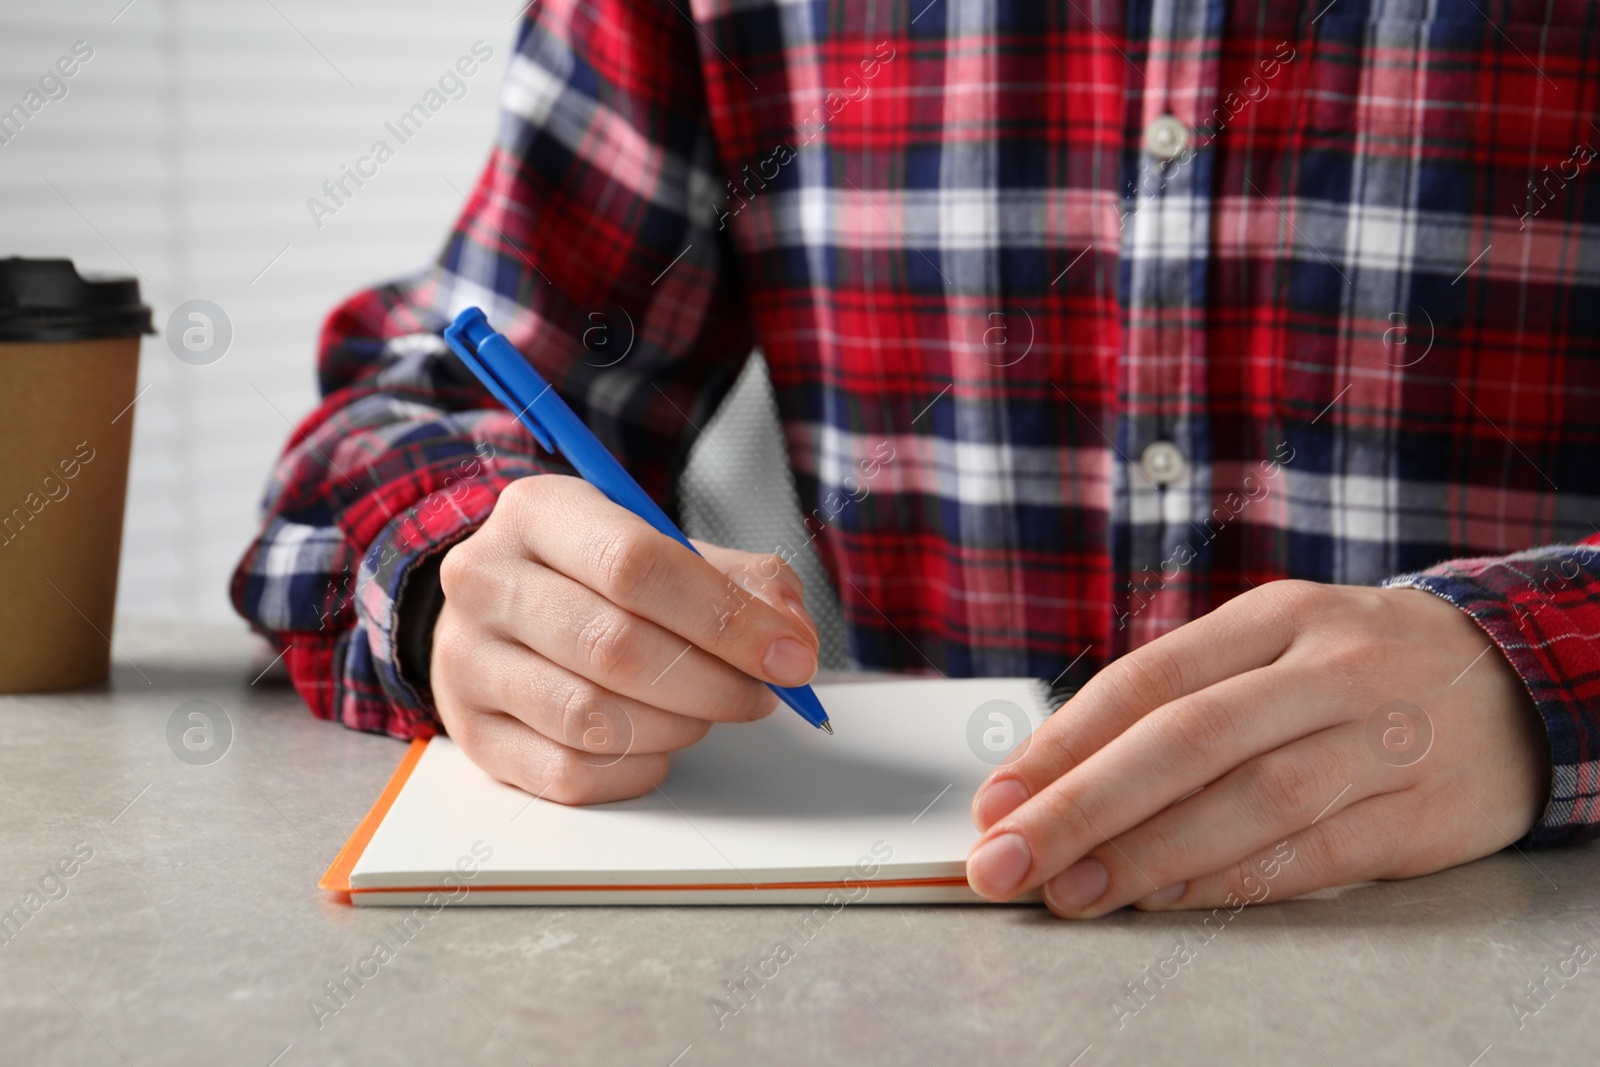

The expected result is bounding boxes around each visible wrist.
[394,550,449,699]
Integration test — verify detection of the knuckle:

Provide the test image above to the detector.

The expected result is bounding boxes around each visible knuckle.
[1248,755,1321,818]
[1024,716,1085,777]
[573,609,639,678]
[1274,578,1325,608]
[1318,634,1362,676]
[540,745,591,798]
[591,527,660,597]
[543,750,665,805]
[1166,696,1238,763]
[1218,850,1279,905]
[1300,818,1361,874]
[1063,796,1105,845]
[437,541,475,597]
[553,679,600,749]
[760,552,801,590]
[1326,629,1387,680]
[1263,579,1329,625]
[1217,867,1260,907]
[580,703,632,754]
[1102,644,1190,712]
[1024,790,1097,850]
[1123,820,1186,881]
[718,558,754,593]
[497,475,542,514]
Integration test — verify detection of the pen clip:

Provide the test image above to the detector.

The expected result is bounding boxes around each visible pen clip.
[443,308,557,453]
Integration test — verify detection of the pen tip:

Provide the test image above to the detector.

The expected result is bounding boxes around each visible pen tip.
[819,721,834,735]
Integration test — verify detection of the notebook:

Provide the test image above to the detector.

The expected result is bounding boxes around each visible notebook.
[320,677,1052,905]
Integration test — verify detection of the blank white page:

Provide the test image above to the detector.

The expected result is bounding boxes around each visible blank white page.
[351,677,1049,889]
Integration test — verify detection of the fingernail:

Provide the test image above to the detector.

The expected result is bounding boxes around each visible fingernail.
[967,832,1032,899]
[973,778,1030,828]
[1137,882,1186,908]
[763,637,817,686]
[1043,857,1108,914]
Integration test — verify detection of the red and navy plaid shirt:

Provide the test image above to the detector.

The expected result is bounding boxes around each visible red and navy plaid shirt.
[232,0,1600,848]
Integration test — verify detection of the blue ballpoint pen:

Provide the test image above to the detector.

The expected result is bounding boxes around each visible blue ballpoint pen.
[443,306,833,735]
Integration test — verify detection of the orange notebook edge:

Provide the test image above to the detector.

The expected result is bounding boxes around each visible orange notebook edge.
[319,737,431,894]
[350,876,972,895]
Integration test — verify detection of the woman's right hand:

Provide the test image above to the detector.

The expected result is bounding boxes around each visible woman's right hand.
[429,474,821,803]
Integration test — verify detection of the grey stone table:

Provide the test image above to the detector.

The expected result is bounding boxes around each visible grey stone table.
[1,619,1596,1067]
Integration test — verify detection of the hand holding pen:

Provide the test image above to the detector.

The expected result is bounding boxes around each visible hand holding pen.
[426,309,828,805]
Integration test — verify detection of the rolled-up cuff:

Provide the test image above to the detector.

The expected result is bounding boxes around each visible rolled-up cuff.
[1385,545,1600,850]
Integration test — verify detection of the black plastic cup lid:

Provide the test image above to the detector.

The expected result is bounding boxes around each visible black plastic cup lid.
[0,257,153,343]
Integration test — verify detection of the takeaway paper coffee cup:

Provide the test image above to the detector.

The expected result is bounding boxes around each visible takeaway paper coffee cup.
[0,258,150,692]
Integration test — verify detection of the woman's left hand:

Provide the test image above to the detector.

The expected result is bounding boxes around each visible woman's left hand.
[965,581,1550,916]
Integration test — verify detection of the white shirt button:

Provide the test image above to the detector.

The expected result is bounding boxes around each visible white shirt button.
[1139,440,1187,485]
[1143,114,1189,161]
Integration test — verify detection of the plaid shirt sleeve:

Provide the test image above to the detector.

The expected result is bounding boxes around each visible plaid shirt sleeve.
[228,302,565,737]
[229,5,752,738]
[1387,543,1600,848]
